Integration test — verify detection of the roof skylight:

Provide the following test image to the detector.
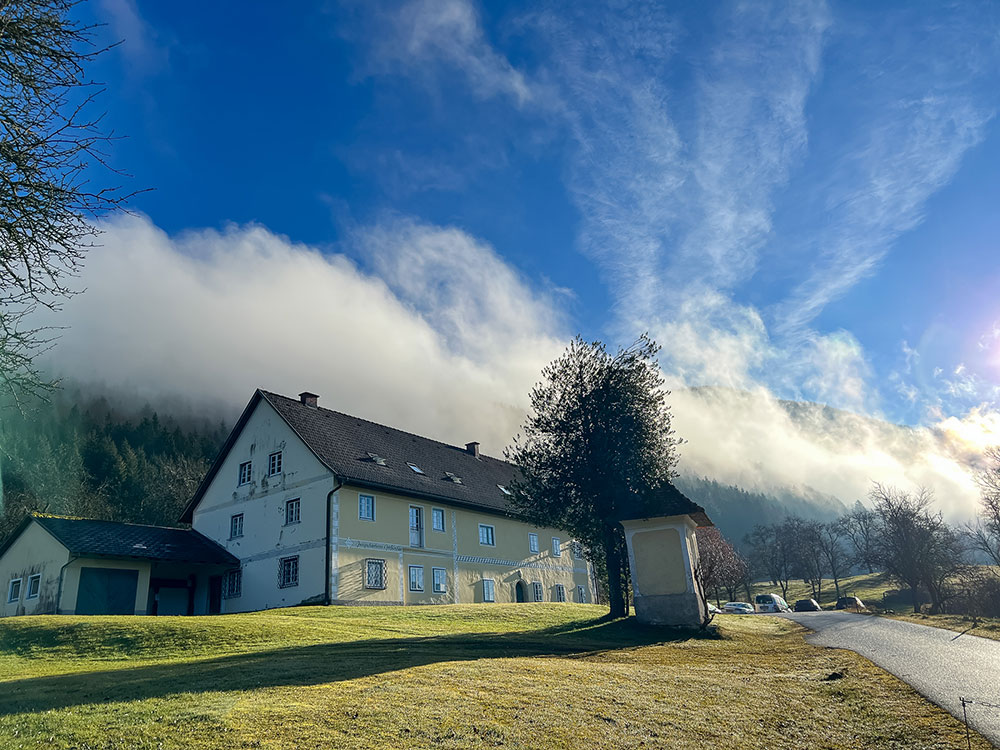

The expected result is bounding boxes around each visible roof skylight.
[445,472,463,484]
[407,462,425,474]
[497,485,512,496]
[366,452,387,466]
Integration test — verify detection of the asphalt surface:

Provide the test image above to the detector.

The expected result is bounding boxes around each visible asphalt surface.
[781,611,1000,746]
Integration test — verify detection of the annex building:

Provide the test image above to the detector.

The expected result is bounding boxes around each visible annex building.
[0,389,595,616]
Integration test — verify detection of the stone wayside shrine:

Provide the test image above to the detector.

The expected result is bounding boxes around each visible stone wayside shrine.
[621,485,713,627]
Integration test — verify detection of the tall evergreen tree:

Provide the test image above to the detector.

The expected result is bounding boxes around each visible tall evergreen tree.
[506,336,682,618]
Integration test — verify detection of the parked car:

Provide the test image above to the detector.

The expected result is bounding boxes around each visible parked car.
[707,603,723,615]
[754,593,792,613]
[722,602,755,614]
[835,596,866,611]
[794,598,822,612]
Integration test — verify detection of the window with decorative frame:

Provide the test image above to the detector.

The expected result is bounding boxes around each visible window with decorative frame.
[532,581,543,602]
[268,451,282,476]
[483,578,495,602]
[7,578,21,603]
[576,584,587,603]
[555,584,566,602]
[285,498,300,525]
[551,537,562,556]
[431,507,445,532]
[365,558,387,590]
[26,574,40,600]
[432,567,447,593]
[478,523,495,546]
[528,532,539,553]
[408,565,424,592]
[223,569,242,598]
[279,556,299,588]
[359,493,375,521]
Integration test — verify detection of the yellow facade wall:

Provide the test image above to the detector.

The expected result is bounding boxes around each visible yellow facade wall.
[334,484,592,605]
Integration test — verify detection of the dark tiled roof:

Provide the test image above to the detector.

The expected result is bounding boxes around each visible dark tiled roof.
[621,484,713,527]
[259,390,520,514]
[31,515,238,565]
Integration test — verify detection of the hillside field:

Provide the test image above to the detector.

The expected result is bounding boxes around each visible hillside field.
[748,571,1000,641]
[0,604,990,749]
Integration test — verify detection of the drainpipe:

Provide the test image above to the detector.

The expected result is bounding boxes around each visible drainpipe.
[325,480,342,605]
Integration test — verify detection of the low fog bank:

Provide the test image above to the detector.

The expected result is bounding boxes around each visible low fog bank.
[37,214,998,526]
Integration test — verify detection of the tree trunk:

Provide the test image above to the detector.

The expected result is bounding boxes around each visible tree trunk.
[911,586,920,614]
[605,525,627,618]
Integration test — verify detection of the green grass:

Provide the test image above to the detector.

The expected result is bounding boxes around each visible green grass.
[0,604,990,749]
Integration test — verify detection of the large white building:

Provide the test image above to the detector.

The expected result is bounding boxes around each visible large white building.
[0,389,596,616]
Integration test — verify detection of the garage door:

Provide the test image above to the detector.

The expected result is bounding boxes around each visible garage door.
[76,567,139,615]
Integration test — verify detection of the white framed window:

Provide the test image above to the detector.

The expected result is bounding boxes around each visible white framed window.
[223,569,242,599]
[483,578,495,602]
[552,537,562,556]
[26,574,41,600]
[279,556,299,588]
[432,507,445,532]
[365,558,387,590]
[7,578,21,603]
[268,451,282,476]
[359,494,376,521]
[285,498,300,525]
[528,532,539,553]
[577,584,587,603]
[409,565,424,592]
[555,584,566,602]
[432,567,447,594]
[230,513,244,539]
[238,461,252,485]
[479,524,496,546]
[532,581,543,602]
[571,541,584,559]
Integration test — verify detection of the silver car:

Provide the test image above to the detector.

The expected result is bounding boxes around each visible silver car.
[722,601,755,614]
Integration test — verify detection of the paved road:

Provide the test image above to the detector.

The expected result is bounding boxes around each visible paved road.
[781,611,1000,746]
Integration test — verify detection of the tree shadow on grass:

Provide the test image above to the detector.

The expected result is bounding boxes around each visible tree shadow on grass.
[0,617,714,716]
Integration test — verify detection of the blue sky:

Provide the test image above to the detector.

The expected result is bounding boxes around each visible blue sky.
[52,0,1000,514]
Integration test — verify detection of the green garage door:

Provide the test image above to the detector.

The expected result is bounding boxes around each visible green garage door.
[76,567,139,615]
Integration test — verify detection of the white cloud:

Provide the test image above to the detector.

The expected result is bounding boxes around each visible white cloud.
[42,214,565,456]
[351,0,534,106]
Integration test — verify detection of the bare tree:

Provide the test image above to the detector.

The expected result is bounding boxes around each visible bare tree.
[745,523,794,599]
[786,517,825,600]
[697,526,745,606]
[1,0,129,404]
[817,521,849,601]
[870,483,964,613]
[968,446,1000,568]
[839,501,878,573]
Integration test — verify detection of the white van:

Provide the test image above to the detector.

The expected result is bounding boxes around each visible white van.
[754,593,791,613]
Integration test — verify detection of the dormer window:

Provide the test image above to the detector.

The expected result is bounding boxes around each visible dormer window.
[366,452,387,466]
[407,462,425,475]
[444,472,463,484]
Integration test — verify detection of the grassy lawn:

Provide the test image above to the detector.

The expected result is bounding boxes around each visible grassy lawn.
[0,604,990,749]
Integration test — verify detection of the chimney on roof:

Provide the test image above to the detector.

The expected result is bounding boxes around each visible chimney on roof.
[465,441,480,458]
[299,391,319,408]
